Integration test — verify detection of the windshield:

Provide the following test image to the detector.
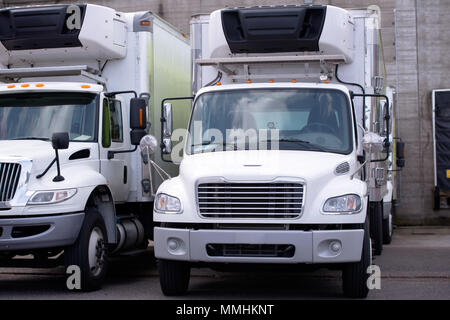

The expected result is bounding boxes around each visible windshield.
[187,88,354,155]
[0,92,98,142]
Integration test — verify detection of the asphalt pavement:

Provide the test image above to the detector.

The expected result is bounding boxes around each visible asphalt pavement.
[0,227,449,300]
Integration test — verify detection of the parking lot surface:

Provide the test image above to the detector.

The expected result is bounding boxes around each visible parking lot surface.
[0,227,449,300]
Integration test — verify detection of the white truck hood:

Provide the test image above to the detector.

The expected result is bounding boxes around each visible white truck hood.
[179,150,353,183]
[0,140,97,174]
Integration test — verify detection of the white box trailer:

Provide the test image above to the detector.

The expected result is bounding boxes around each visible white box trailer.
[0,4,191,290]
[152,5,404,298]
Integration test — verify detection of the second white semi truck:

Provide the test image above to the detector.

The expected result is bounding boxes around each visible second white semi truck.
[152,5,404,298]
[0,4,191,290]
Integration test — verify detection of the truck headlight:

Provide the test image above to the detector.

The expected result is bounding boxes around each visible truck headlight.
[155,193,182,213]
[323,194,362,214]
[28,189,77,205]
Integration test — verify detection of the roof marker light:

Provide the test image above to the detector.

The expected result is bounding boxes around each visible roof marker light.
[35,84,44,87]
[247,80,252,83]
[21,84,30,88]
[7,84,15,88]
[269,80,274,83]
[292,79,297,83]
[81,85,91,89]
[216,82,222,86]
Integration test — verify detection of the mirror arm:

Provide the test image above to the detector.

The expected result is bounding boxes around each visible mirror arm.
[350,161,367,180]
[105,90,138,98]
[36,158,57,179]
[108,145,138,160]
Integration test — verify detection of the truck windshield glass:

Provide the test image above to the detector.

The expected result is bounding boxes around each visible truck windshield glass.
[188,88,353,155]
[0,93,98,142]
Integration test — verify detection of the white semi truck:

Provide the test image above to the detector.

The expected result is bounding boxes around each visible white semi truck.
[152,5,404,298]
[0,4,191,290]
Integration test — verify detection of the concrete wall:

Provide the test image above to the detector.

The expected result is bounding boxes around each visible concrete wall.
[1,0,449,225]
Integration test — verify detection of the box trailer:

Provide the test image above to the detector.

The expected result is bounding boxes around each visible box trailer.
[0,3,191,290]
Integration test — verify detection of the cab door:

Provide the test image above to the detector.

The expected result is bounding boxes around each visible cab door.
[99,95,129,202]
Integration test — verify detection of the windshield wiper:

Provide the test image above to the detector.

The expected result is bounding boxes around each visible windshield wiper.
[191,141,238,151]
[263,139,329,152]
[11,137,50,141]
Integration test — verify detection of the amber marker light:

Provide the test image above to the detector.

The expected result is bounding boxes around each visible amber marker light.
[35,84,45,87]
[21,84,30,88]
[81,85,91,89]
[7,84,15,88]
[140,20,151,26]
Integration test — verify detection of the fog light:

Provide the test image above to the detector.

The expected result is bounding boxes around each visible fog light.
[330,241,342,253]
[167,238,179,251]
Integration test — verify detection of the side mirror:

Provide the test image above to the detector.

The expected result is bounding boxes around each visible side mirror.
[130,98,147,146]
[379,101,386,135]
[131,129,146,146]
[163,103,173,137]
[51,132,69,182]
[362,132,385,153]
[140,135,158,155]
[130,98,147,129]
[396,139,406,168]
[52,132,69,150]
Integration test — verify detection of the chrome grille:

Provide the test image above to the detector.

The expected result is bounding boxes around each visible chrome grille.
[197,182,304,219]
[0,162,22,202]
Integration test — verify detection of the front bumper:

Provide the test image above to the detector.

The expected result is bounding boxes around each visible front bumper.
[0,212,84,251]
[154,227,364,264]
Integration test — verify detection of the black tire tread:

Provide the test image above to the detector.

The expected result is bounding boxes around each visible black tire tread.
[158,259,190,296]
[64,208,108,291]
[382,215,392,244]
[369,201,383,255]
[342,222,370,299]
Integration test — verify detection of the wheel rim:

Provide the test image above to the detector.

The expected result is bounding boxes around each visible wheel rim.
[88,227,106,277]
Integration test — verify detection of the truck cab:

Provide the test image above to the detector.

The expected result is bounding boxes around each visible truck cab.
[153,5,403,298]
[0,4,191,291]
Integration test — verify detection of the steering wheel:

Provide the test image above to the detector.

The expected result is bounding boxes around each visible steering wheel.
[301,122,337,135]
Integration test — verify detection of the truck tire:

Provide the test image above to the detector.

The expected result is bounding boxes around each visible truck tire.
[158,259,190,296]
[369,201,383,256]
[342,222,370,299]
[64,208,109,291]
[382,201,393,245]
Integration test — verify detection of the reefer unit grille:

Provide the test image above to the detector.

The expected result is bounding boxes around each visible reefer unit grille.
[197,182,304,219]
[0,162,21,202]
